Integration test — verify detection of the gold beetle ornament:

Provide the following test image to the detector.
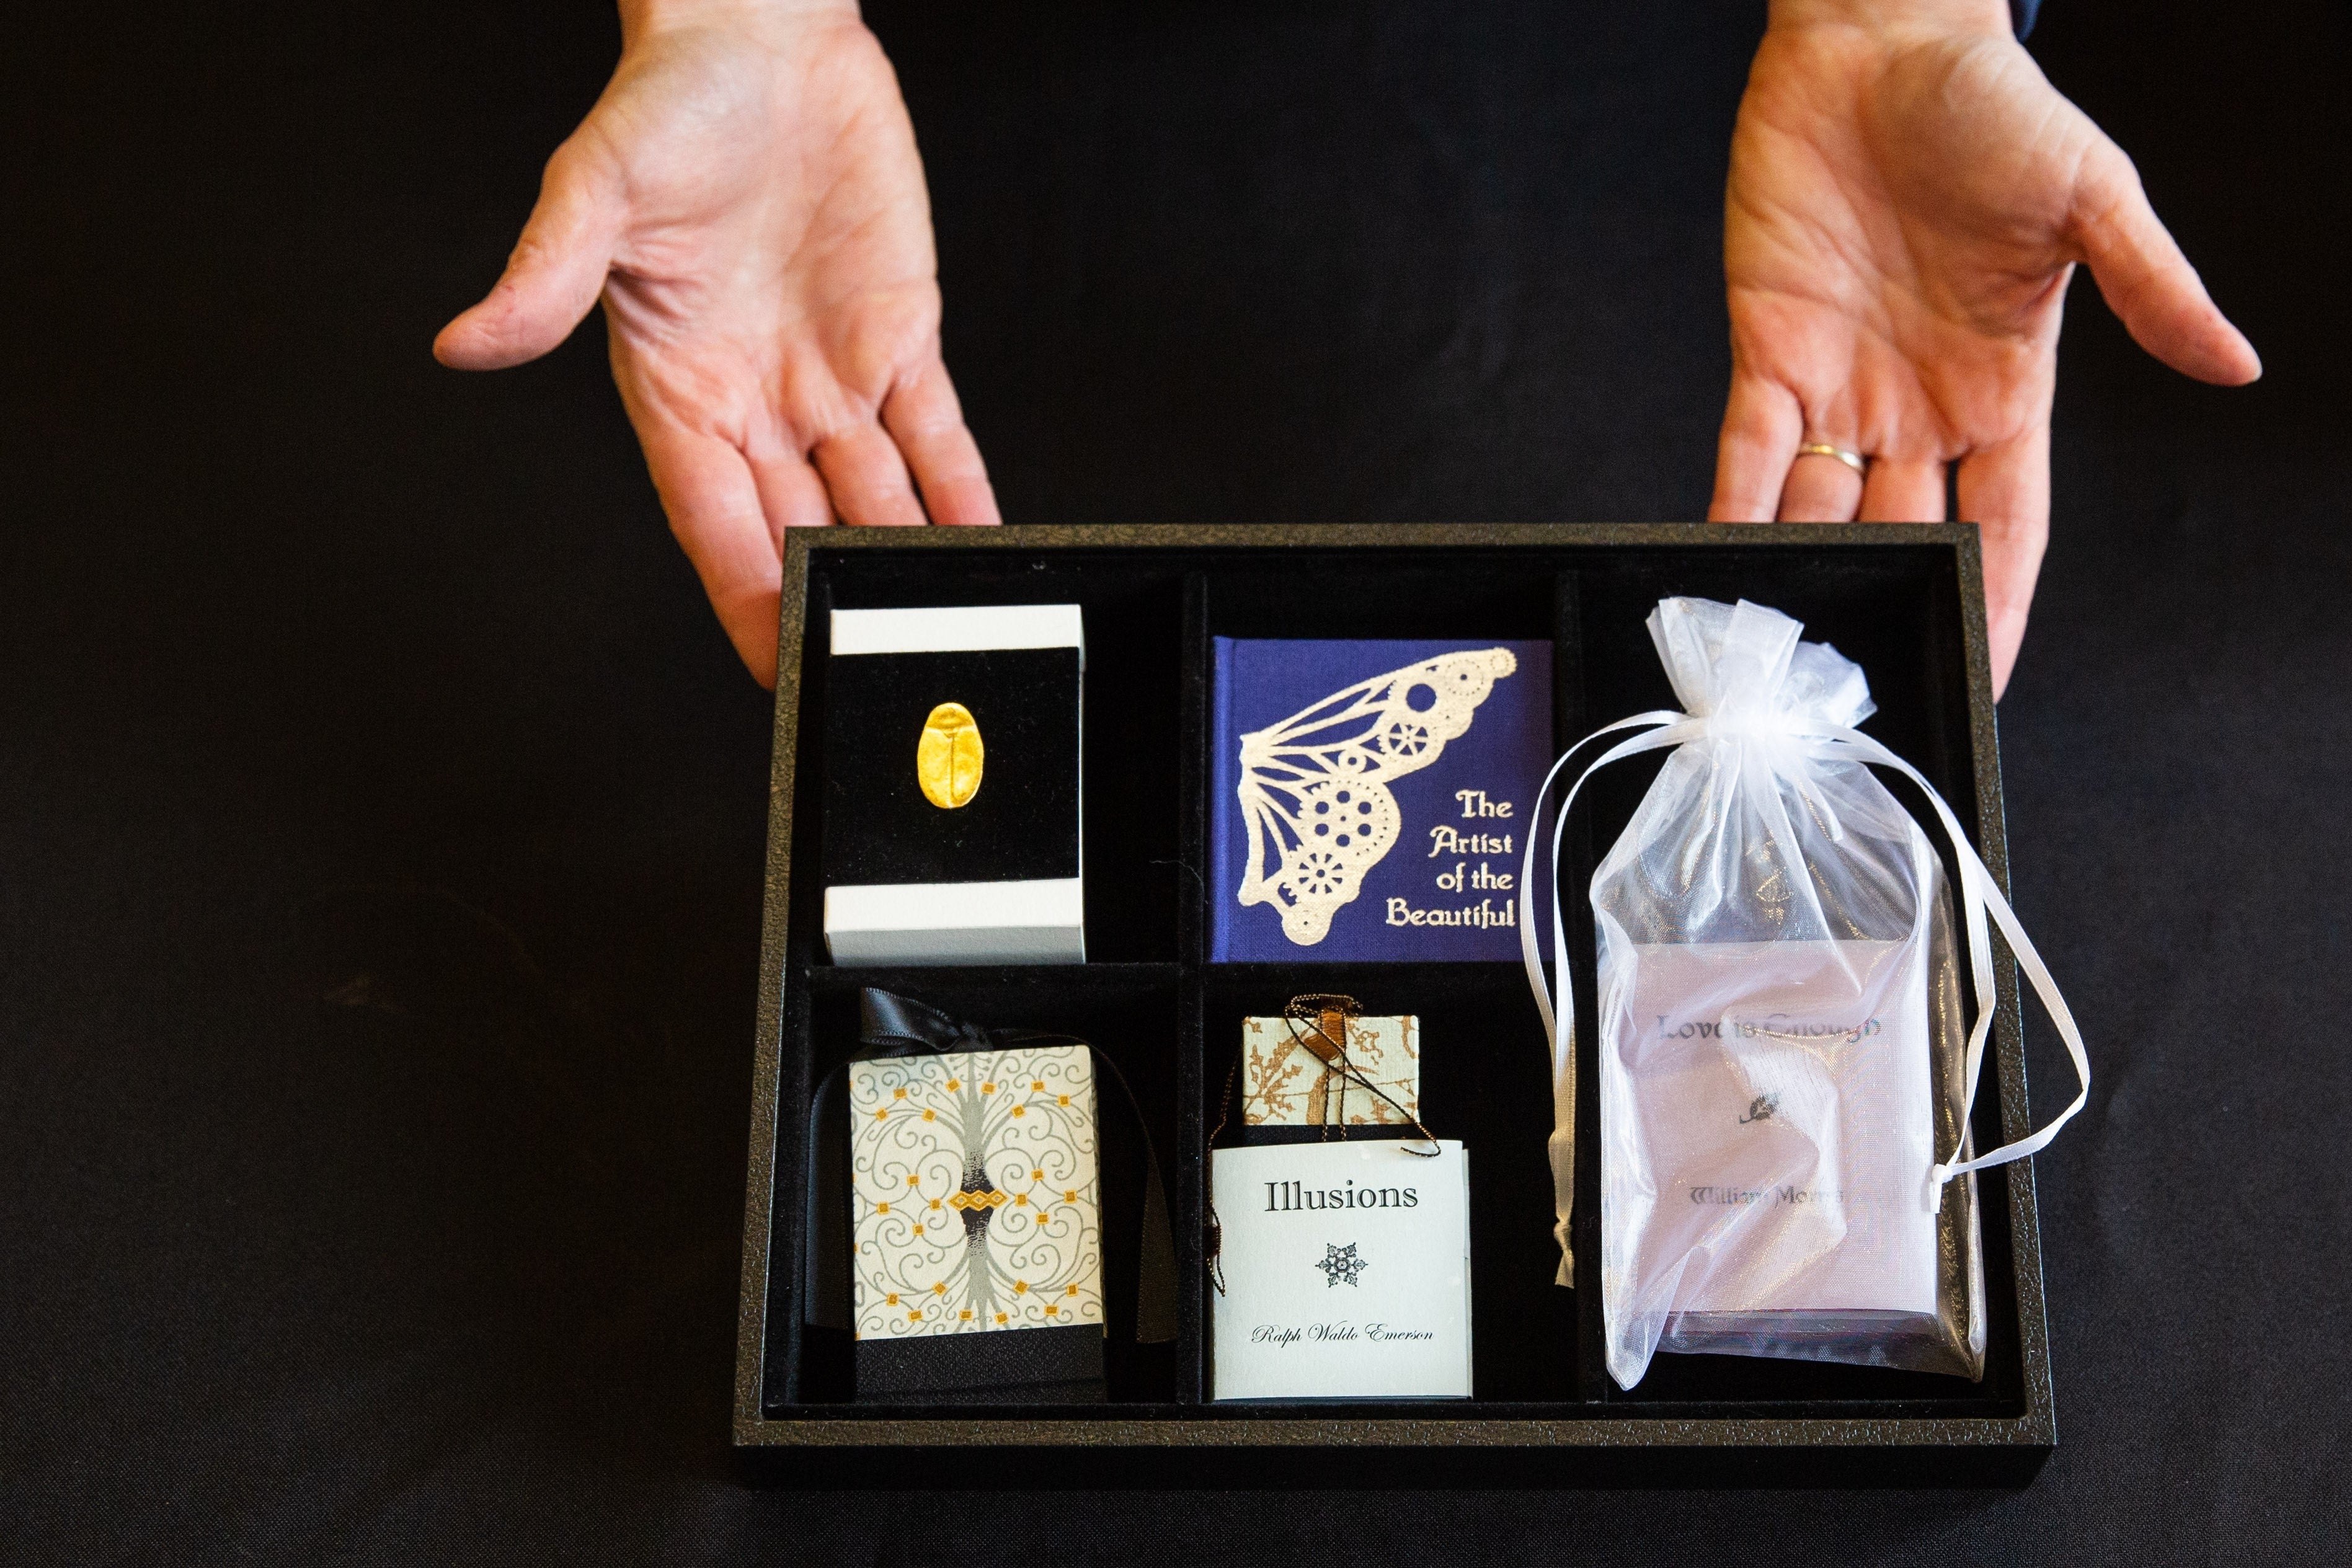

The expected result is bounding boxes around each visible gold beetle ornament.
[916,702,984,808]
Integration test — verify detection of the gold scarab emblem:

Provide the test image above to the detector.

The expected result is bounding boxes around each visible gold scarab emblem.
[916,702,983,808]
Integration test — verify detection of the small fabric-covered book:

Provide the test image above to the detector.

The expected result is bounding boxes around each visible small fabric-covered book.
[848,1043,1105,1367]
[1211,638,1553,962]
[805,988,1174,1403]
[1240,1014,1419,1129]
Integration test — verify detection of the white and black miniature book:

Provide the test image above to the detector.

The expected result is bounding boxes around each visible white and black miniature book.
[822,605,1085,965]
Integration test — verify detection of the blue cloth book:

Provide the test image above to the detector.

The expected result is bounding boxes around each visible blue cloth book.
[1210,638,1554,962]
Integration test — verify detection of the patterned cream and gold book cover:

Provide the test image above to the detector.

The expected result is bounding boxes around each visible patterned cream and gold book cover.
[1240,1014,1419,1127]
[848,1045,1103,1341]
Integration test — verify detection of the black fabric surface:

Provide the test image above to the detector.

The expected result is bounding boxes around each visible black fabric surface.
[823,649,1083,885]
[854,1322,1106,1402]
[4,0,2346,1561]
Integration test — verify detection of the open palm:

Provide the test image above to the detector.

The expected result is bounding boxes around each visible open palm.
[1711,8,2258,693]
[437,2,996,685]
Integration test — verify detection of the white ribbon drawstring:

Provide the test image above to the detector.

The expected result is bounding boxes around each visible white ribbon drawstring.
[1517,712,2092,1275]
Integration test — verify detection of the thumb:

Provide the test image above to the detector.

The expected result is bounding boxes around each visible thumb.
[2071,138,2261,387]
[435,137,625,371]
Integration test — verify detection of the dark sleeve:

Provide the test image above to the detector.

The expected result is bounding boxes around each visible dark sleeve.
[2012,1,2041,38]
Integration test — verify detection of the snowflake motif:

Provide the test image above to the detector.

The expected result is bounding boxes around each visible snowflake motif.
[1316,1242,1368,1288]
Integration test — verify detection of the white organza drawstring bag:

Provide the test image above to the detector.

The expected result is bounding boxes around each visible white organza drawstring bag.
[1519,597,2089,1389]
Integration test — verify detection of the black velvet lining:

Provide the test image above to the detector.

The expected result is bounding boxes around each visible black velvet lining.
[856,1322,1106,1401]
[823,647,1081,887]
[768,542,2025,1430]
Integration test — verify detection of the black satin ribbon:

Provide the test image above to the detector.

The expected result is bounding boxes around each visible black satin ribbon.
[858,987,1003,1056]
[804,988,1176,1345]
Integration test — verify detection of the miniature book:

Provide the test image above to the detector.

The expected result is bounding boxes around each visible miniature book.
[847,1042,1106,1396]
[823,604,1085,964]
[1607,937,1941,1321]
[1210,639,1552,961]
[1240,1012,1420,1130]
[1210,1140,1473,1400]
[1522,596,2092,1389]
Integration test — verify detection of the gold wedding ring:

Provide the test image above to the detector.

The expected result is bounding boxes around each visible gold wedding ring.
[1796,441,1869,477]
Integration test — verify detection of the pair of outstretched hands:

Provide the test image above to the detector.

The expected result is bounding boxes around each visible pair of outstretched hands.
[435,0,2257,696]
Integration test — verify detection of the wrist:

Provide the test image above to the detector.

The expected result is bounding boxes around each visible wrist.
[1767,0,2012,34]
[619,0,858,45]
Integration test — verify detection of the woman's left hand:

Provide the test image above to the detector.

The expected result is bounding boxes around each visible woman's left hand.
[1711,0,2259,694]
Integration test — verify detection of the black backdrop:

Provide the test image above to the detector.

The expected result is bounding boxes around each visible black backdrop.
[5,1,2348,1561]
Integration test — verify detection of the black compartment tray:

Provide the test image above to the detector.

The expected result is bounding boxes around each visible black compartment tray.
[733,525,2052,1486]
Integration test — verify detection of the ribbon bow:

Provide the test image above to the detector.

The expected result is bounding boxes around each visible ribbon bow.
[858,987,1032,1057]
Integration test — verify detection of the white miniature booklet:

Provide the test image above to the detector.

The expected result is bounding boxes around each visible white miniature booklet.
[1603,937,1938,1321]
[1210,1140,1472,1401]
